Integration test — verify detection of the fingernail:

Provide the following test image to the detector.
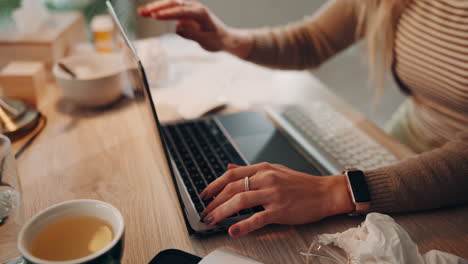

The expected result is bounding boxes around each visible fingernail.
[199,211,207,218]
[231,227,240,236]
[203,215,214,225]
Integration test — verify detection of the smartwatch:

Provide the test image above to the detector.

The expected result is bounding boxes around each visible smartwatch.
[343,168,371,216]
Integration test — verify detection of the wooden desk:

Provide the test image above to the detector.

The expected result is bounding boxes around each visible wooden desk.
[14,36,468,263]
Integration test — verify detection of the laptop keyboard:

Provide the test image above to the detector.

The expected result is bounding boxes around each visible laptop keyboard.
[161,118,262,217]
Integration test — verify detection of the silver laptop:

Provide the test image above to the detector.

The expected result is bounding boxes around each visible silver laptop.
[107,1,398,235]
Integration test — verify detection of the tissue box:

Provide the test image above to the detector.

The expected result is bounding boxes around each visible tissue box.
[0,12,86,70]
[0,61,47,107]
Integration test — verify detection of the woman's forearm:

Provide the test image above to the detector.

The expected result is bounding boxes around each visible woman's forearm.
[242,0,360,70]
[364,131,468,213]
[222,28,254,59]
[328,174,355,216]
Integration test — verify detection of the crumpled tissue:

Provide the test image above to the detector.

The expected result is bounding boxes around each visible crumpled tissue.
[316,213,467,264]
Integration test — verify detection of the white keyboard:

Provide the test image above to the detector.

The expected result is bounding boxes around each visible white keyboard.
[266,103,398,174]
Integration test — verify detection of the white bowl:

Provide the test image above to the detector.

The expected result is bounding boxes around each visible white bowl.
[53,53,126,107]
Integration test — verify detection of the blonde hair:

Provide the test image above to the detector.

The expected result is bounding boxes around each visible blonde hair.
[355,0,410,95]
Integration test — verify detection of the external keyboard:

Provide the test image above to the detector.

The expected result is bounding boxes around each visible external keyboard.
[266,103,398,174]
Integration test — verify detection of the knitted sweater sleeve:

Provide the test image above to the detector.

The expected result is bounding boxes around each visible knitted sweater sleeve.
[245,0,360,69]
[364,131,468,212]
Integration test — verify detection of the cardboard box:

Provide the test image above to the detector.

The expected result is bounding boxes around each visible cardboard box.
[0,61,47,107]
[0,12,87,70]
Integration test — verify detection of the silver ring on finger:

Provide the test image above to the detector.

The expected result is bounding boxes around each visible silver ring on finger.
[244,176,250,192]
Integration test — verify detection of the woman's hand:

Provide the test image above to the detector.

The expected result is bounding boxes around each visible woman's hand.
[199,163,354,237]
[137,0,253,58]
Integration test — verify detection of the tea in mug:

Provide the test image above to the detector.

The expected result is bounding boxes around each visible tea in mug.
[30,216,113,261]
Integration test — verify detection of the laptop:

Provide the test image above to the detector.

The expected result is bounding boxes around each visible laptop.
[106,1,397,235]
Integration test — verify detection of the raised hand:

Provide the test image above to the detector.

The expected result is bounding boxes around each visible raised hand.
[137,0,253,58]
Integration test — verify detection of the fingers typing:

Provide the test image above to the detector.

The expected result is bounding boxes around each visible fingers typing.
[227,163,241,170]
[200,164,259,199]
[202,190,268,226]
[202,177,247,216]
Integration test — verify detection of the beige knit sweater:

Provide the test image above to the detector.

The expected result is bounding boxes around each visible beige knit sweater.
[245,0,468,213]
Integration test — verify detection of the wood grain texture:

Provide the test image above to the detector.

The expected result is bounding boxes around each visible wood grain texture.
[13,36,468,263]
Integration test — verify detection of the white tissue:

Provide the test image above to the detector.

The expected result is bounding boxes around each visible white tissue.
[317,213,467,264]
[12,0,49,35]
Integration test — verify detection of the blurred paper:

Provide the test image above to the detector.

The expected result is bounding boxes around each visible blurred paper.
[200,249,262,264]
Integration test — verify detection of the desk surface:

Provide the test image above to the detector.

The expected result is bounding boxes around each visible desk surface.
[15,36,468,263]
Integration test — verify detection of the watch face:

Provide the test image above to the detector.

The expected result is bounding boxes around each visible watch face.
[348,170,371,203]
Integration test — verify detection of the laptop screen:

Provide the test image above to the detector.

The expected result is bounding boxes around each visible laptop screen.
[105,1,175,182]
